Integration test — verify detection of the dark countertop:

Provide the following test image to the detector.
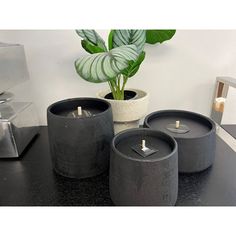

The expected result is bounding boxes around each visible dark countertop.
[0,126,236,206]
[222,124,236,139]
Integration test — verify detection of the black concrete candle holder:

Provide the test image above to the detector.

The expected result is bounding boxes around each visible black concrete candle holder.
[47,97,114,179]
[110,128,178,206]
[144,110,216,173]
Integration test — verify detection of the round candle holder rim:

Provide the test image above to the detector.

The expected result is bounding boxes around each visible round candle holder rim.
[47,97,112,120]
[112,128,178,162]
[97,88,149,103]
[144,109,216,140]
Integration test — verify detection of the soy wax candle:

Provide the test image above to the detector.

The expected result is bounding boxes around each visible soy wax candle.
[144,110,216,173]
[47,97,114,179]
[110,128,178,206]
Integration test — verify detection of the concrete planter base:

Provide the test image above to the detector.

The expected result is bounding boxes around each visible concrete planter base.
[97,88,149,134]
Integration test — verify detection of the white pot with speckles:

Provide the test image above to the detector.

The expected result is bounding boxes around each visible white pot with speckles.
[97,88,149,134]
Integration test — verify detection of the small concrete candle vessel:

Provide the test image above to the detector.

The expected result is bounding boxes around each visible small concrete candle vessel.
[97,89,149,134]
[47,98,114,179]
[144,110,216,173]
[110,128,178,206]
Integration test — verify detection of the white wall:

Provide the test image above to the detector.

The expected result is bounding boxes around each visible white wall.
[0,30,236,125]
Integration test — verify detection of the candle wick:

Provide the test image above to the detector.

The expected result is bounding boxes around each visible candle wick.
[77,106,82,116]
[141,139,149,152]
[142,139,146,149]
[176,120,180,129]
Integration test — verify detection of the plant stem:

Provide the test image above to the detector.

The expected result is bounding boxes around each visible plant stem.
[121,75,128,96]
[110,79,120,100]
[108,75,129,100]
[117,74,121,91]
[108,81,117,99]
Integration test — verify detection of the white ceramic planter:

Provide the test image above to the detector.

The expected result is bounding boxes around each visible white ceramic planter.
[97,88,149,134]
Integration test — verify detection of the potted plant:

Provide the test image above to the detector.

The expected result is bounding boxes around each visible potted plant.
[75,29,175,133]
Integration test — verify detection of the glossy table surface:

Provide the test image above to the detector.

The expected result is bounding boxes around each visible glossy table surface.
[0,126,236,206]
[222,124,236,139]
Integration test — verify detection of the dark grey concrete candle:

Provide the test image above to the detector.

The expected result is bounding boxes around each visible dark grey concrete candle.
[144,110,216,173]
[110,128,178,206]
[47,98,114,179]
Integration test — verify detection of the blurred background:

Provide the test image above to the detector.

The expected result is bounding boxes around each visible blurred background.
[0,30,235,125]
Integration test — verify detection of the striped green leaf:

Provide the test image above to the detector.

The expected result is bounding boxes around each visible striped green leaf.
[76,30,107,52]
[75,45,139,83]
[122,51,146,78]
[109,30,146,54]
[81,40,105,54]
[146,30,176,44]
